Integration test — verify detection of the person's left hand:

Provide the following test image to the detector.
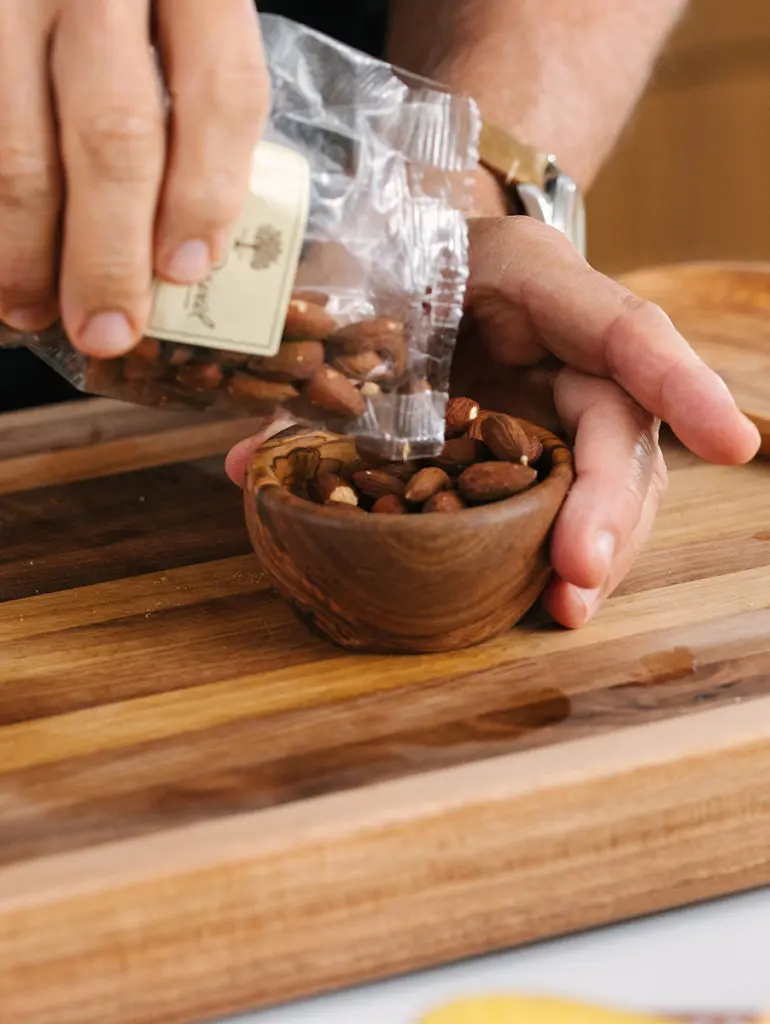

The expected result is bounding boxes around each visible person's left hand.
[226,215,760,629]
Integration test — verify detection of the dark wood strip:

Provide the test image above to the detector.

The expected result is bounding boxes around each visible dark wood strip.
[0,458,249,600]
[0,590,327,723]
[0,416,266,495]
[0,610,768,866]
[0,398,231,461]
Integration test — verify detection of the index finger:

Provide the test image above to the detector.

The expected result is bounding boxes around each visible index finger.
[468,217,760,464]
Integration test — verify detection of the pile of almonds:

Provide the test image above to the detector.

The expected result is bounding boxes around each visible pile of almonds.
[84,291,411,420]
[294,397,545,515]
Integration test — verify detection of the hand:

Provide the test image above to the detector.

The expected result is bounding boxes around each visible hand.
[226,214,760,630]
[0,0,268,357]
[450,216,760,626]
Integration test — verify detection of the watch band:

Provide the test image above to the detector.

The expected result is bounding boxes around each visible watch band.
[478,120,586,257]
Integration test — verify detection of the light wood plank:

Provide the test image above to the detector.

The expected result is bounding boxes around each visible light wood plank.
[1,698,769,1023]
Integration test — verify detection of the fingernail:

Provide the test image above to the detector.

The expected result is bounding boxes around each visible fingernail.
[595,530,616,578]
[4,303,57,333]
[575,586,602,625]
[165,240,211,284]
[78,312,136,357]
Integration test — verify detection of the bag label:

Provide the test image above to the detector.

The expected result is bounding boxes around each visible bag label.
[147,141,310,357]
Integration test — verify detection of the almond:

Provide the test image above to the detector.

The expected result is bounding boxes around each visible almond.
[84,360,121,391]
[165,343,196,367]
[291,289,330,308]
[328,349,389,381]
[131,337,162,362]
[217,349,252,368]
[85,357,122,391]
[327,318,405,359]
[481,413,530,462]
[309,472,358,507]
[123,354,166,382]
[379,460,419,482]
[325,501,367,514]
[352,443,387,469]
[445,397,480,437]
[423,490,466,513]
[303,364,367,419]
[249,340,324,382]
[283,446,322,488]
[458,462,537,503]
[467,409,495,441]
[432,436,488,472]
[371,494,409,514]
[282,299,338,341]
[352,468,407,500]
[526,436,544,466]
[404,466,451,504]
[174,362,225,392]
[227,373,298,403]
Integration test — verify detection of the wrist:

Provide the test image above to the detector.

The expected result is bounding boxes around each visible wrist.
[464,166,512,219]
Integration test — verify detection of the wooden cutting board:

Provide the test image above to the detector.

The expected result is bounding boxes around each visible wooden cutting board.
[1,394,770,1024]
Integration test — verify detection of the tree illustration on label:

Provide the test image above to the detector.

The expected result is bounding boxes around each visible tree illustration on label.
[235,225,283,270]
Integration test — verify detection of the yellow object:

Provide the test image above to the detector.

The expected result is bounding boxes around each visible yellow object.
[418,996,682,1024]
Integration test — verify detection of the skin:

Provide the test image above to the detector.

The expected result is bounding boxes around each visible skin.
[0,0,268,353]
[0,1,761,629]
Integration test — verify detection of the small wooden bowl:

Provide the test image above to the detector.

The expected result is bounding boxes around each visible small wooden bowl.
[244,423,574,653]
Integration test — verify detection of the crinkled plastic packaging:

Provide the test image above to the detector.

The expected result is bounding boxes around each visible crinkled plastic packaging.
[0,15,480,458]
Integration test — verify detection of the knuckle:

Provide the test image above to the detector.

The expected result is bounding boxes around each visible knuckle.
[602,294,673,377]
[189,57,270,130]
[219,54,270,118]
[168,173,243,229]
[0,147,59,211]
[0,267,54,304]
[74,256,150,306]
[614,295,671,343]
[75,107,162,182]
[510,214,579,258]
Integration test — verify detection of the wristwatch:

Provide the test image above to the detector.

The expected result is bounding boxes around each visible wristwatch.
[478,120,586,258]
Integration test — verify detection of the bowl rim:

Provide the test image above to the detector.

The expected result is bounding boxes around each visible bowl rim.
[246,420,574,533]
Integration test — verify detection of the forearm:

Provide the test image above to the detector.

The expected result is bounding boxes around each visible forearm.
[387,0,687,191]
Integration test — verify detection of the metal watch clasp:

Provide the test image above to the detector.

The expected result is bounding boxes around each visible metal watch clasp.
[517,159,586,257]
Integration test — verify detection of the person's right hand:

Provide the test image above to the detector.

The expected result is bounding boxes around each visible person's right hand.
[0,0,269,357]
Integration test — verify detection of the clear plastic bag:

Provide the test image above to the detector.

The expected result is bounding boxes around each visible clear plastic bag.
[0,15,480,458]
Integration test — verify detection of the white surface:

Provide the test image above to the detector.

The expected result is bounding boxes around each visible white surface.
[224,888,770,1023]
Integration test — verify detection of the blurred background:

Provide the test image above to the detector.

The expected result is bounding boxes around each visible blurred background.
[587,0,770,275]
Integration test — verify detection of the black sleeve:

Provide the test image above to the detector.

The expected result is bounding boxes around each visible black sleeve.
[0,349,82,412]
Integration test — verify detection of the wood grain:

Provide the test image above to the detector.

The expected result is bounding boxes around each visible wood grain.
[0,391,770,1022]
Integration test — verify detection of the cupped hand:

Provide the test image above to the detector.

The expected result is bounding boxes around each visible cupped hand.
[226,215,760,630]
[0,0,268,355]
[451,216,760,626]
